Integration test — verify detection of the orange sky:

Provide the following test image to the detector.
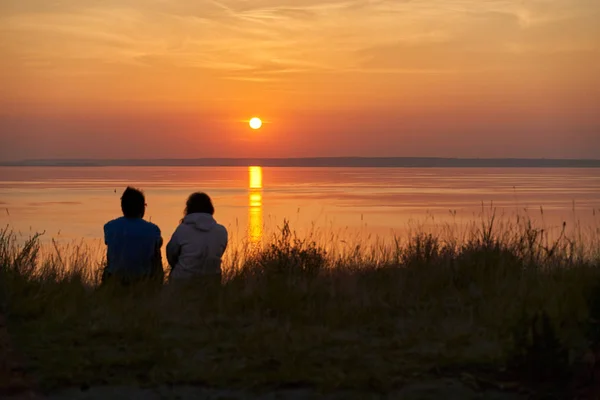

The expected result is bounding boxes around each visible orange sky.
[1,0,599,160]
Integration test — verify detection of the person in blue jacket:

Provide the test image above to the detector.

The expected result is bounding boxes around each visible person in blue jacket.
[103,187,163,285]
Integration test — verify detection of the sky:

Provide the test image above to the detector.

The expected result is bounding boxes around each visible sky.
[1,0,599,160]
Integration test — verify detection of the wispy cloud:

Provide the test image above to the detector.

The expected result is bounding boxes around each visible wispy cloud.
[1,0,598,93]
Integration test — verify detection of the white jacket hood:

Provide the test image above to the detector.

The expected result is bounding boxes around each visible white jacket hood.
[183,213,217,232]
[166,213,228,279]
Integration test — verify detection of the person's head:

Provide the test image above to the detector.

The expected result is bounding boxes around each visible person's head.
[184,192,215,216]
[121,187,146,218]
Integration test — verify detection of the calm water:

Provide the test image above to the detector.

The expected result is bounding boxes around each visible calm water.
[0,167,599,249]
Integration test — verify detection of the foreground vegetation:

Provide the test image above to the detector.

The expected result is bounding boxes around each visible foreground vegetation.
[1,213,600,397]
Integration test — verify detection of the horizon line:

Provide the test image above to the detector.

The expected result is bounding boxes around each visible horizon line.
[1,156,600,168]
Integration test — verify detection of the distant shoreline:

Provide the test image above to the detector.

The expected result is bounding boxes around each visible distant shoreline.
[1,157,600,168]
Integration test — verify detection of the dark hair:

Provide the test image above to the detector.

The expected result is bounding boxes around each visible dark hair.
[121,187,146,218]
[185,192,214,216]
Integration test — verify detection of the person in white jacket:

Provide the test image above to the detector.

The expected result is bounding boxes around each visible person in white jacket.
[166,192,228,282]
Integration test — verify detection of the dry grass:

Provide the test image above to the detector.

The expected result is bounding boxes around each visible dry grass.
[1,211,599,395]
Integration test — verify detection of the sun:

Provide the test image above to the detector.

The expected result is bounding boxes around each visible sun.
[249,117,262,130]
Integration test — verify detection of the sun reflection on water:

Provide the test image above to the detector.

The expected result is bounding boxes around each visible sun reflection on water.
[248,166,263,246]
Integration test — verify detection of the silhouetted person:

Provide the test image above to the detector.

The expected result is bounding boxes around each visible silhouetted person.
[166,192,228,284]
[102,187,164,285]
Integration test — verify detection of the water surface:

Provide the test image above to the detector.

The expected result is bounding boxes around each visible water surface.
[0,167,598,249]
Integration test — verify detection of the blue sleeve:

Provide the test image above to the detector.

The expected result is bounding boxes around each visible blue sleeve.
[103,222,111,245]
[153,224,162,246]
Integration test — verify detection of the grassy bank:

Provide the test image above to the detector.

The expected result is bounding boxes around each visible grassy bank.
[1,213,600,396]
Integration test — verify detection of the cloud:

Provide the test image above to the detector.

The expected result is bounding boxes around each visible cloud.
[352,1,600,73]
[1,0,598,100]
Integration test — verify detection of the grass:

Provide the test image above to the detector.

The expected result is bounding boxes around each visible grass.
[1,210,600,396]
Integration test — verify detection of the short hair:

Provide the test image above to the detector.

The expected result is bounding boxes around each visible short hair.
[121,187,146,218]
[185,192,214,216]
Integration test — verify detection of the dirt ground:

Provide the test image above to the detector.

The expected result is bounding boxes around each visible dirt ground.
[43,382,526,400]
